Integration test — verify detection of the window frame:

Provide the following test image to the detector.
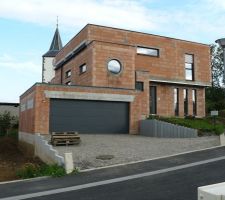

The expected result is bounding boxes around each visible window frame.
[185,54,194,81]
[184,89,188,116]
[137,46,159,57]
[135,82,144,91]
[107,59,122,75]
[65,70,71,78]
[174,88,179,116]
[192,89,197,116]
[66,81,71,85]
[79,64,87,75]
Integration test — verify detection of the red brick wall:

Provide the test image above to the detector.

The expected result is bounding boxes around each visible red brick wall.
[20,84,149,135]
[55,26,89,64]
[19,86,36,133]
[88,24,211,84]
[150,84,205,117]
[92,41,135,89]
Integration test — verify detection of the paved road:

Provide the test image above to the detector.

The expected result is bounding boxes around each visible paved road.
[1,146,225,200]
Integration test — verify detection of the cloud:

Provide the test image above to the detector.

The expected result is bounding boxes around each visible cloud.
[0,54,40,73]
[0,0,157,31]
[1,0,225,43]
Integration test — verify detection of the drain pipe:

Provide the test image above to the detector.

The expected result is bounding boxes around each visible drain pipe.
[215,38,225,83]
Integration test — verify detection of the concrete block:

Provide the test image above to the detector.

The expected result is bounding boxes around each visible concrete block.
[198,182,225,200]
[220,133,225,146]
[64,153,74,174]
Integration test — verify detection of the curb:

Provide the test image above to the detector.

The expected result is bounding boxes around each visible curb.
[80,145,224,172]
[0,176,49,185]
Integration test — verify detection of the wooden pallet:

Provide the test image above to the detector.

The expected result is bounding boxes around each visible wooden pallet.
[51,132,81,146]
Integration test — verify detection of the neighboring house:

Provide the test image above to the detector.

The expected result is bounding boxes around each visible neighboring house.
[0,102,19,117]
[19,24,211,143]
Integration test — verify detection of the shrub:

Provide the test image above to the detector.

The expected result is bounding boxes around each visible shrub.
[0,112,18,136]
[16,163,66,179]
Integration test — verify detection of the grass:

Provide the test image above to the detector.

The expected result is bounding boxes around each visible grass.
[148,115,225,135]
[16,163,66,179]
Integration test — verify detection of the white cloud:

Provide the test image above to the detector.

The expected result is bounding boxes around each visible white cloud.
[1,0,225,43]
[0,54,40,73]
[0,0,157,31]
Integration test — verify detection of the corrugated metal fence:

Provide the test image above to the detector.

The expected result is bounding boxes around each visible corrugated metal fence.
[140,119,198,138]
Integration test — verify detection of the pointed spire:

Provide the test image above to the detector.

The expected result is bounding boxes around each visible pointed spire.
[43,17,63,57]
[49,17,62,51]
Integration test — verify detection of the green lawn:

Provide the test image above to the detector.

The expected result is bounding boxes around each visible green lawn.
[148,116,225,135]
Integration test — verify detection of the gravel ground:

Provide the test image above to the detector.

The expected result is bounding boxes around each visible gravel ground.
[47,134,220,170]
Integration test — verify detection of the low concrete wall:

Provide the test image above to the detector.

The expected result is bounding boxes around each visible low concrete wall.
[35,134,64,166]
[140,119,198,138]
[19,132,64,166]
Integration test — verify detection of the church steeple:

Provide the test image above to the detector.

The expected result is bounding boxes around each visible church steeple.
[42,18,63,83]
[43,19,63,57]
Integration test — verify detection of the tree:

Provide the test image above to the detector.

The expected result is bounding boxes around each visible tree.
[210,44,224,87]
[0,111,16,135]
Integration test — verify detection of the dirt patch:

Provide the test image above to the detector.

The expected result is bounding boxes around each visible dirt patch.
[0,136,43,182]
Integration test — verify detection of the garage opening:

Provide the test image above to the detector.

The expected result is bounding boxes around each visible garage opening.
[49,99,129,133]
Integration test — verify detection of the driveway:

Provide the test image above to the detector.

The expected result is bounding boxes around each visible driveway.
[46,134,220,170]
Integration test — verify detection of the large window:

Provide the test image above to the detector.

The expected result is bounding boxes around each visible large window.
[174,88,179,116]
[192,89,197,116]
[185,54,194,81]
[184,89,188,116]
[137,47,159,57]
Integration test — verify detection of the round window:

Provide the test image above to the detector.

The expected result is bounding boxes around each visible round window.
[107,59,122,74]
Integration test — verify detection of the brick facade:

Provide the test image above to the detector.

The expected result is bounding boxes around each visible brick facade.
[20,24,211,135]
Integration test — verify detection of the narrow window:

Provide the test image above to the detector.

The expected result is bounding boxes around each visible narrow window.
[66,81,71,85]
[174,88,179,116]
[184,89,188,116]
[137,47,159,57]
[150,86,157,114]
[79,64,87,74]
[135,82,144,91]
[65,70,71,78]
[185,54,194,81]
[192,89,197,116]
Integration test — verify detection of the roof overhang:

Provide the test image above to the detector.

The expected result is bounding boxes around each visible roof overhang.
[55,41,88,70]
[150,77,211,87]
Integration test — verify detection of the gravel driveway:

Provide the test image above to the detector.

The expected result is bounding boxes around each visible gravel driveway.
[49,134,220,170]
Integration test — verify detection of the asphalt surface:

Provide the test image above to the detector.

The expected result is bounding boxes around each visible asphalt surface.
[1,146,225,200]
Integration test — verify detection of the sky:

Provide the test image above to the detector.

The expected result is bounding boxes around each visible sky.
[1,0,225,103]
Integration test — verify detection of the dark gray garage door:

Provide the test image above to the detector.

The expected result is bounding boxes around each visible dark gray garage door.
[49,99,129,133]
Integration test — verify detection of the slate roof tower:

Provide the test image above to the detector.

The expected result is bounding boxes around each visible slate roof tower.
[42,21,63,83]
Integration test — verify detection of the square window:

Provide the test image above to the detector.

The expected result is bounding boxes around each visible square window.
[80,64,87,74]
[135,82,144,91]
[65,70,71,78]
[66,81,71,85]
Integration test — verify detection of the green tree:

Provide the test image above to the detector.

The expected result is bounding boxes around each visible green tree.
[206,44,225,114]
[0,111,15,135]
[210,44,224,87]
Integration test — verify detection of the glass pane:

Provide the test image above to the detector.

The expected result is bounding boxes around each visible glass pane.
[107,60,121,74]
[185,69,193,80]
[137,47,158,56]
[185,63,192,69]
[185,54,193,63]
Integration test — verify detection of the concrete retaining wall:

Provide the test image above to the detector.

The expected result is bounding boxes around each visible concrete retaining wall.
[19,132,64,166]
[140,119,198,138]
[34,134,64,166]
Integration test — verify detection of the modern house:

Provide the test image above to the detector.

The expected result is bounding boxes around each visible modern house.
[19,24,211,144]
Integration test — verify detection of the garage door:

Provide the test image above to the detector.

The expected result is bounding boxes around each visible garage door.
[49,99,129,133]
